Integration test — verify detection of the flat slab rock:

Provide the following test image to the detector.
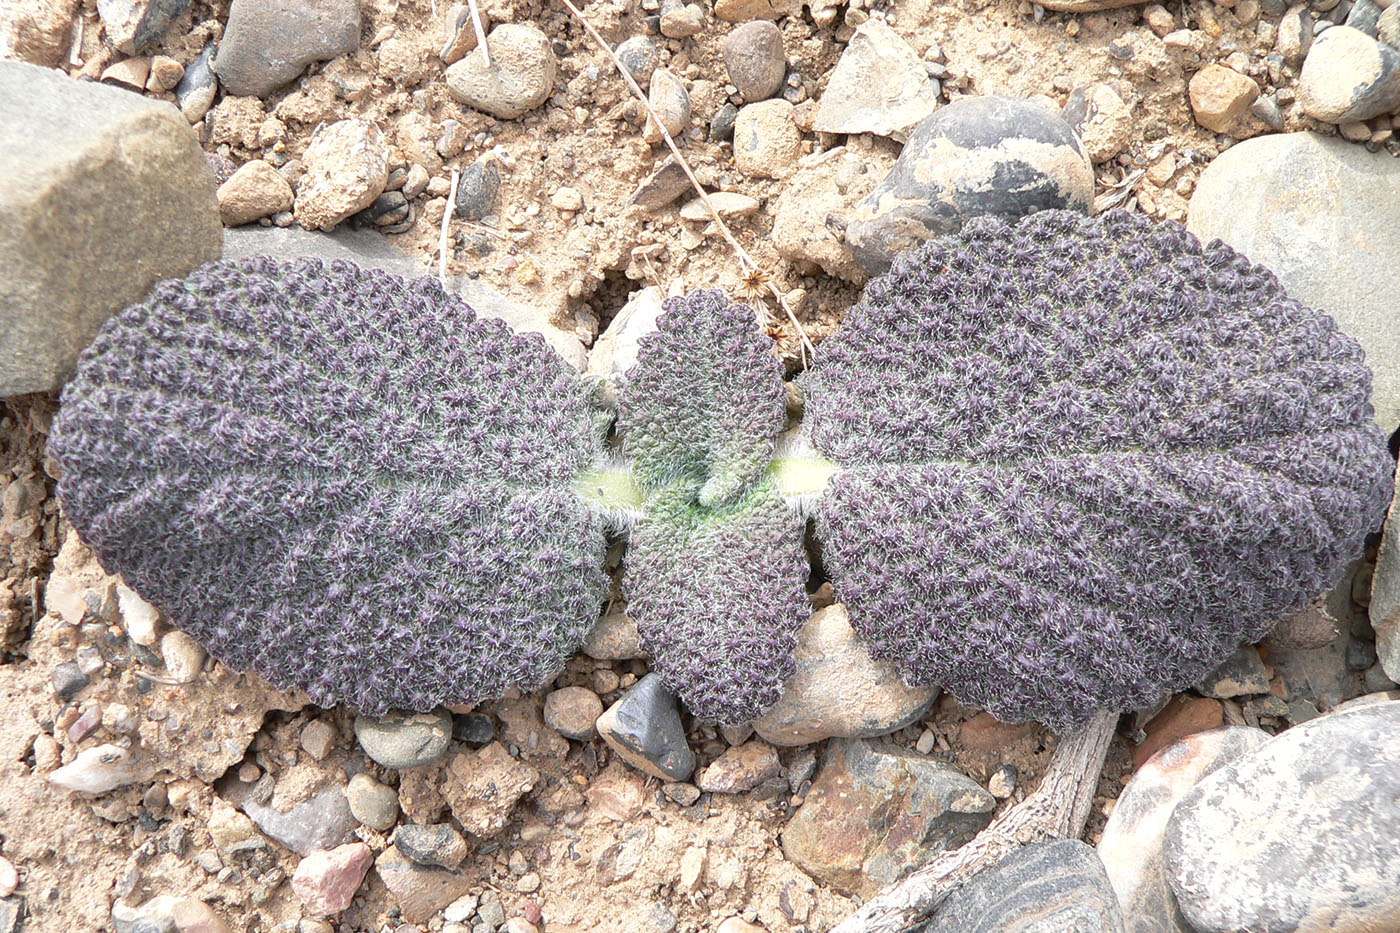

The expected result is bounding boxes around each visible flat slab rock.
[1097,726,1270,933]
[918,840,1125,933]
[1187,132,1400,435]
[780,738,995,898]
[1163,701,1400,932]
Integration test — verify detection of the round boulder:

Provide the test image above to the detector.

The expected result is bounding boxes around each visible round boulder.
[843,95,1093,277]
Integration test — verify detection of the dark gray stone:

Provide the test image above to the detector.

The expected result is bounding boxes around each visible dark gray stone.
[710,102,739,141]
[394,822,469,870]
[1194,646,1271,698]
[595,673,695,781]
[616,35,659,85]
[97,0,190,54]
[1345,0,1382,35]
[721,21,786,102]
[1188,133,1400,434]
[353,190,410,228]
[455,158,501,221]
[0,61,220,396]
[781,738,996,898]
[843,95,1093,277]
[354,708,454,770]
[1163,701,1400,932]
[452,712,495,746]
[52,660,88,702]
[213,0,361,98]
[175,43,217,123]
[921,841,1124,933]
[629,158,692,209]
[1374,459,1400,682]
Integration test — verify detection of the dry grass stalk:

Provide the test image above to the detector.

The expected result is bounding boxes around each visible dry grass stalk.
[557,0,815,363]
[439,167,462,287]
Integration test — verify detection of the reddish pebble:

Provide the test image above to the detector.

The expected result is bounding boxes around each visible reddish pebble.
[292,842,373,915]
[66,704,103,744]
[1132,695,1224,769]
[523,901,543,924]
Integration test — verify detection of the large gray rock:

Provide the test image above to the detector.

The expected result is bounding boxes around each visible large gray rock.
[753,603,936,746]
[781,738,996,897]
[1163,702,1400,932]
[1187,132,1400,435]
[1372,460,1400,684]
[0,62,219,396]
[213,0,361,98]
[921,841,1125,933]
[1097,727,1270,933]
[1297,26,1400,123]
[843,96,1093,277]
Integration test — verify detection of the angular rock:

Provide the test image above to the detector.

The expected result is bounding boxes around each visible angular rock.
[1373,460,1400,683]
[454,156,501,220]
[354,708,453,770]
[1188,64,1259,133]
[439,3,486,65]
[844,95,1093,278]
[813,21,939,139]
[1187,132,1400,434]
[0,62,219,396]
[1132,696,1224,769]
[781,738,996,897]
[346,772,399,831]
[1298,26,1400,122]
[679,191,761,221]
[596,673,695,781]
[722,21,786,102]
[292,842,373,915]
[754,604,936,745]
[238,786,356,856]
[1097,727,1270,933]
[295,119,390,231]
[97,0,190,55]
[660,0,705,38]
[375,845,475,924]
[696,740,781,793]
[112,895,180,933]
[213,0,360,98]
[1265,599,1341,651]
[921,841,1124,932]
[1061,82,1133,163]
[394,822,470,870]
[170,898,229,933]
[543,686,603,741]
[587,287,665,394]
[771,145,894,281]
[174,43,217,124]
[47,744,149,794]
[1163,702,1400,932]
[217,159,294,227]
[733,99,801,177]
[207,798,264,853]
[445,24,556,120]
[442,742,539,837]
[1278,5,1313,67]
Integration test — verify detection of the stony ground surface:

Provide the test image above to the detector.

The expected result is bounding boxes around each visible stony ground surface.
[2,0,1398,930]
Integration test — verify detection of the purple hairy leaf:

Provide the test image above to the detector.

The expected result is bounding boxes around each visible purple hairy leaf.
[805,209,1395,731]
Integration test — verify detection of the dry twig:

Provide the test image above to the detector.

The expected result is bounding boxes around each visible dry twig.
[558,0,815,364]
[830,709,1119,933]
[439,167,462,287]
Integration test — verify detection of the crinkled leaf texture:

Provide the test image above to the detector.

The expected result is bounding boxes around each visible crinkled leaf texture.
[50,257,608,714]
[617,289,789,507]
[805,209,1395,732]
[617,291,809,724]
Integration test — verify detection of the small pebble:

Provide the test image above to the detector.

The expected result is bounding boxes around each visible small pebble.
[48,744,144,794]
[300,720,338,761]
[543,685,603,739]
[644,69,692,144]
[660,0,705,38]
[616,36,660,85]
[394,822,469,870]
[710,102,740,141]
[455,157,501,221]
[291,842,373,915]
[988,764,1018,798]
[354,708,453,769]
[452,711,496,745]
[596,673,695,781]
[160,630,205,683]
[446,24,557,120]
[722,21,786,102]
[732,99,801,177]
[52,661,88,702]
[551,186,585,212]
[0,856,16,898]
[347,773,400,831]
